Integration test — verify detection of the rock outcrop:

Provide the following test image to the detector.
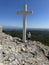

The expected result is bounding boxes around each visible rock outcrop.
[0,32,49,65]
[0,26,2,32]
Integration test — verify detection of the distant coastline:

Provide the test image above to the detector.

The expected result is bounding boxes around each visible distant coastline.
[3,27,49,32]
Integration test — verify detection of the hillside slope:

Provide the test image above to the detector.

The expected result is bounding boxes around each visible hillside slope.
[0,32,49,65]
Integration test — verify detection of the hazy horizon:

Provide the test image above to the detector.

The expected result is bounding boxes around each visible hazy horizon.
[3,26,49,30]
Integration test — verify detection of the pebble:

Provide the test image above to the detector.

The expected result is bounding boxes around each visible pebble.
[21,48,26,52]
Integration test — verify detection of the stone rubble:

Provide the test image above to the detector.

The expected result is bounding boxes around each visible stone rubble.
[0,32,49,65]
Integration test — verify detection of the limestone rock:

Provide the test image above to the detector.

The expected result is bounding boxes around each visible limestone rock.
[0,32,49,65]
[0,26,2,33]
[0,63,4,65]
[0,45,3,63]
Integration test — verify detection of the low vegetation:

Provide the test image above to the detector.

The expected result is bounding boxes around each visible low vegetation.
[3,29,49,46]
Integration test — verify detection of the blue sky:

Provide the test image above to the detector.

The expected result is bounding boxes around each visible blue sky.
[0,0,49,28]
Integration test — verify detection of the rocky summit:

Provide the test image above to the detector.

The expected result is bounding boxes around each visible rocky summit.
[0,32,49,65]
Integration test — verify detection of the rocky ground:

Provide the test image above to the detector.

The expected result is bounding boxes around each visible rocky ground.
[0,32,49,65]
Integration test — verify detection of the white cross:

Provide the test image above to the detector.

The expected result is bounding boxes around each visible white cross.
[17,4,32,42]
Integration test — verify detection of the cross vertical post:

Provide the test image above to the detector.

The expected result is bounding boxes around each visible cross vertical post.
[23,4,27,42]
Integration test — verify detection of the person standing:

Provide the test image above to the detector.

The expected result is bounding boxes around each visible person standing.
[27,32,31,41]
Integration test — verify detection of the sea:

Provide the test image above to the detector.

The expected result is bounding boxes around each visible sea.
[3,27,49,32]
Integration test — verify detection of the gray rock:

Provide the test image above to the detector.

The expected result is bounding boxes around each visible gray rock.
[0,45,3,63]
[0,26,2,33]
[0,32,49,65]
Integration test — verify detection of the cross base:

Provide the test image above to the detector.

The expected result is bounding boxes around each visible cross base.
[22,40,27,43]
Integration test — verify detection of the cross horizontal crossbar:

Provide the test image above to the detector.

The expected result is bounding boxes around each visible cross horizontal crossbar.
[17,11,32,15]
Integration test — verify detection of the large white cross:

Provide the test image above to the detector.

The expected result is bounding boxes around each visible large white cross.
[17,4,32,42]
